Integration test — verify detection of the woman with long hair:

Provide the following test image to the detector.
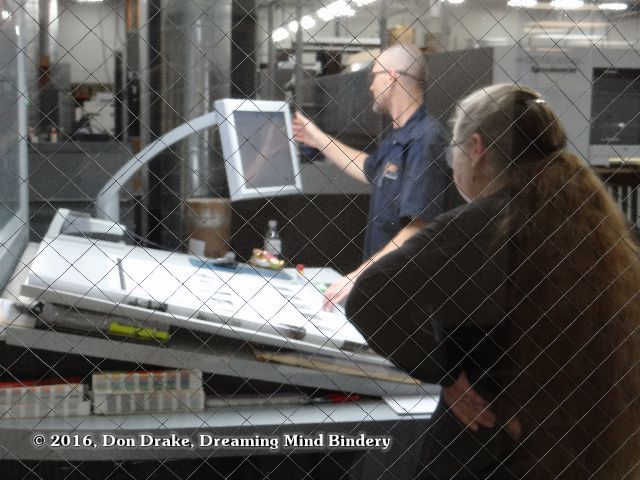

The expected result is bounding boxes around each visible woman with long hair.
[346,84,640,479]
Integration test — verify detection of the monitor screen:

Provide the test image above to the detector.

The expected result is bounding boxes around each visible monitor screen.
[234,111,297,190]
[215,99,302,201]
[590,68,640,145]
[0,8,28,291]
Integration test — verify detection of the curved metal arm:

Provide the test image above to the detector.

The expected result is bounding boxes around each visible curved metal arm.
[95,111,221,221]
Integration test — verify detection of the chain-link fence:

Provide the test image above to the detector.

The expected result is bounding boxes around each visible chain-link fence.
[0,0,639,478]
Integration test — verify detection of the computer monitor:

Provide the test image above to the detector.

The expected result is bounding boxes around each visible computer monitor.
[0,8,28,290]
[214,99,302,201]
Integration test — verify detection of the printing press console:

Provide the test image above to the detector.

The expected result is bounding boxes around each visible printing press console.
[0,209,439,479]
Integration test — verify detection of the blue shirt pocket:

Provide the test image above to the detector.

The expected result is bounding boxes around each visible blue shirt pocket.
[372,143,407,235]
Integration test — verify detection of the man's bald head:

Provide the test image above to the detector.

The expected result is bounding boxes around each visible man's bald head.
[375,43,427,90]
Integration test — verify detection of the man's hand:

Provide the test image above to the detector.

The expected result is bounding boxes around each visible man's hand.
[292,111,328,150]
[322,274,356,311]
[292,111,369,183]
[442,372,496,432]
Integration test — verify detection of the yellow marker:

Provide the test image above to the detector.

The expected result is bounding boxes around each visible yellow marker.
[107,322,170,342]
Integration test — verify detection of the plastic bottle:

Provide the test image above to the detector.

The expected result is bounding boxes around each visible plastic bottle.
[28,127,38,144]
[263,219,282,257]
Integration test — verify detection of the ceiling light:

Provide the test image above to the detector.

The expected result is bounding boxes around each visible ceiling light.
[1,10,10,20]
[599,2,627,9]
[508,0,537,6]
[288,21,298,33]
[272,28,289,42]
[446,0,465,4]
[534,33,599,39]
[316,8,332,22]
[352,0,377,5]
[526,21,608,27]
[550,0,585,9]
[317,1,355,21]
[300,15,316,29]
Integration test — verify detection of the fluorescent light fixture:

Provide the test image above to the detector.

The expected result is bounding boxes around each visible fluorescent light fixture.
[14,25,19,35]
[550,0,584,8]
[353,0,377,5]
[446,0,465,4]
[316,7,332,21]
[534,33,599,39]
[508,0,537,6]
[76,0,104,3]
[527,20,608,27]
[317,1,355,21]
[599,2,627,9]
[272,27,289,42]
[288,16,316,34]
[1,10,10,20]
[300,15,316,29]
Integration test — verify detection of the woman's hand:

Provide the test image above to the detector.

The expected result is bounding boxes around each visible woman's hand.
[322,272,357,311]
[442,372,496,432]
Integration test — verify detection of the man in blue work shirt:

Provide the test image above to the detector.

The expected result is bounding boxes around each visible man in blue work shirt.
[292,43,451,309]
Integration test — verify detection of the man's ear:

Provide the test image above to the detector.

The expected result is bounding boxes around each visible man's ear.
[469,133,488,168]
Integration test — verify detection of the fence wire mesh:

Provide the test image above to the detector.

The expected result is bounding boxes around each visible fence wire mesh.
[0,0,638,478]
